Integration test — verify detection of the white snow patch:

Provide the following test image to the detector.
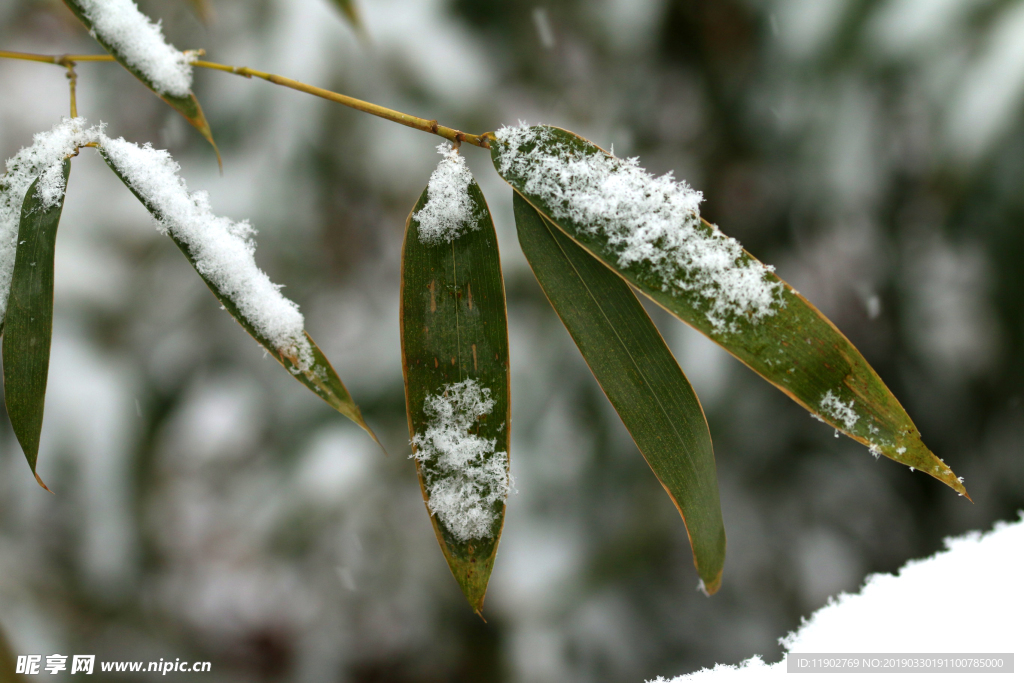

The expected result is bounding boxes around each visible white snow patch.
[650,513,1024,681]
[413,142,481,245]
[494,124,782,332]
[820,389,859,430]
[99,136,313,369]
[76,0,194,97]
[411,379,509,542]
[1,118,103,324]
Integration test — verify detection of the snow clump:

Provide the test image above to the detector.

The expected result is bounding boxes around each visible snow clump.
[75,0,194,97]
[0,118,103,324]
[411,379,510,542]
[99,135,314,370]
[494,124,782,333]
[413,142,481,245]
[820,389,859,430]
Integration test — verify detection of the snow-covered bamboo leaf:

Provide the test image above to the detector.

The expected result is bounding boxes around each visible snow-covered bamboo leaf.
[401,145,510,613]
[514,192,726,593]
[328,0,364,36]
[61,0,219,163]
[97,137,376,443]
[2,162,70,491]
[1,119,98,335]
[492,125,967,498]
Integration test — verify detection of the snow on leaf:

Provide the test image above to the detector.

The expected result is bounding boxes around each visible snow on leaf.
[98,135,313,369]
[493,124,783,333]
[73,0,194,97]
[413,142,482,245]
[0,118,102,325]
[411,379,510,542]
[820,389,859,430]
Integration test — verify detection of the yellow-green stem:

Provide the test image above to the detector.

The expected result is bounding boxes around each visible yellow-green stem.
[66,62,78,118]
[0,50,491,149]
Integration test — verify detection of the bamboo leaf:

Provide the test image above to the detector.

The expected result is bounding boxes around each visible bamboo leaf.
[492,125,968,498]
[99,149,377,444]
[327,0,365,37]
[400,174,510,613]
[2,162,70,491]
[514,192,726,593]
[61,0,220,164]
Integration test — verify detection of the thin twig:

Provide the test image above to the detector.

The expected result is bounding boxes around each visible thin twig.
[191,60,490,148]
[0,50,492,149]
[65,61,78,118]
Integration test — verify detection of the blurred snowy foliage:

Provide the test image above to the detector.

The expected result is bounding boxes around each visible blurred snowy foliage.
[0,0,1022,680]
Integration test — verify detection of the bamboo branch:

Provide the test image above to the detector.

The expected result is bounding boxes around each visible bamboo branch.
[65,62,78,118]
[0,50,491,149]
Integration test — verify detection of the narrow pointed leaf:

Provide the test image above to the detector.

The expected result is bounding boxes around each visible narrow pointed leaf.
[493,125,967,497]
[401,176,510,613]
[99,150,376,444]
[514,192,726,592]
[62,0,220,163]
[2,163,70,490]
[328,0,366,37]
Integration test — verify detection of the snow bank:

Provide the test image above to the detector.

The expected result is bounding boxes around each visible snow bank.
[650,513,1024,682]
[0,118,102,324]
[413,142,481,245]
[494,124,782,333]
[99,136,313,369]
[76,0,194,97]
[411,379,509,541]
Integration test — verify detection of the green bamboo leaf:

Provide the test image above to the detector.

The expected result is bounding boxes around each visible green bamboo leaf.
[400,168,510,613]
[98,149,377,445]
[0,623,19,683]
[492,125,968,498]
[61,0,220,165]
[2,162,70,491]
[327,0,365,37]
[514,192,726,593]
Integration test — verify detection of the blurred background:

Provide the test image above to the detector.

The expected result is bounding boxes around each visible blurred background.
[1,0,1023,680]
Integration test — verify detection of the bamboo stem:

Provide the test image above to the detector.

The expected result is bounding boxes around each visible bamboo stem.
[0,50,491,149]
[66,62,78,118]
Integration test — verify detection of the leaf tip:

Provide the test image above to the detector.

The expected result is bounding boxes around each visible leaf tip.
[209,133,223,173]
[34,471,53,494]
[698,570,723,596]
[363,423,387,456]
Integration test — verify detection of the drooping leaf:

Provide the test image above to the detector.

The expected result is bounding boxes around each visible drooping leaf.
[514,192,726,592]
[327,0,365,37]
[401,175,510,613]
[99,150,377,444]
[61,0,220,164]
[2,162,70,491]
[492,125,967,498]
